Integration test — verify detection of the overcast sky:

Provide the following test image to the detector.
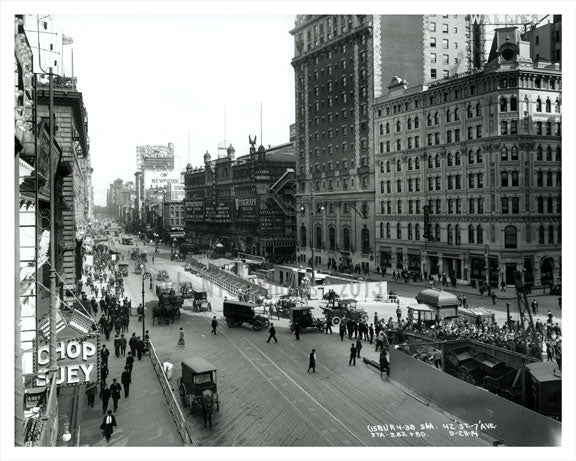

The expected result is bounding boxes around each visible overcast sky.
[33,13,296,205]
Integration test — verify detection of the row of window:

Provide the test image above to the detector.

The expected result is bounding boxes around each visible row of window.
[299,225,371,254]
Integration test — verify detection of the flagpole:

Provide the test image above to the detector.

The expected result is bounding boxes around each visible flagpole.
[61,31,64,76]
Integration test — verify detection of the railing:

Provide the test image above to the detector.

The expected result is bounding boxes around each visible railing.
[35,375,58,446]
[148,340,197,446]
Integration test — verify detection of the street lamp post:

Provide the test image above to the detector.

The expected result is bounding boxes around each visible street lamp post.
[141,267,152,340]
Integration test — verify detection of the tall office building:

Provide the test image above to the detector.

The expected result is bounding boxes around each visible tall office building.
[373,27,561,286]
[290,14,471,274]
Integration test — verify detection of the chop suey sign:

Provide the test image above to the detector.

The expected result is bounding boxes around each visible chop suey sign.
[36,337,98,386]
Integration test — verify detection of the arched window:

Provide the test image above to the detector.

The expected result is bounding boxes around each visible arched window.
[556,146,561,161]
[468,150,474,164]
[408,158,413,170]
[361,228,370,254]
[434,112,439,124]
[510,97,518,111]
[396,223,402,239]
[467,105,473,118]
[300,225,307,248]
[315,225,323,249]
[476,148,482,163]
[342,227,350,251]
[454,107,459,120]
[396,120,401,132]
[546,146,552,161]
[511,146,518,160]
[415,223,420,240]
[477,225,484,244]
[380,161,384,173]
[554,98,560,113]
[428,156,434,168]
[536,98,542,112]
[379,222,384,238]
[407,223,413,240]
[386,223,391,238]
[415,157,420,169]
[538,225,545,244]
[407,118,412,129]
[476,103,482,116]
[386,161,391,172]
[500,97,508,112]
[545,99,551,112]
[447,152,453,166]
[455,151,461,165]
[427,114,432,126]
[446,109,451,122]
[548,225,554,244]
[435,154,440,167]
[414,116,419,128]
[455,225,461,245]
[379,123,384,135]
[397,159,402,171]
[447,224,453,245]
[386,123,390,134]
[329,227,336,249]
[558,225,562,244]
[501,171,508,187]
[504,225,518,248]
[468,225,474,243]
[537,145,543,160]
[501,146,508,161]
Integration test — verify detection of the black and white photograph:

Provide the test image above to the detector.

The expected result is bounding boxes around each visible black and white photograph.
[1,1,575,461]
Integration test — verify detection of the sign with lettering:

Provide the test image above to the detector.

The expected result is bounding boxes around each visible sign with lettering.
[235,197,257,222]
[144,170,181,190]
[35,335,100,386]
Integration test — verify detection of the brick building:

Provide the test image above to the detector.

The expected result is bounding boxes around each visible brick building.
[373,27,561,287]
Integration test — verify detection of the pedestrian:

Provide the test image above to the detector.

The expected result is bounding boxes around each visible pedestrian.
[121,367,131,398]
[356,338,363,358]
[85,381,97,408]
[293,322,301,340]
[113,335,121,358]
[379,350,390,378]
[177,327,185,346]
[338,322,346,341]
[136,336,144,360]
[267,323,278,343]
[99,410,117,443]
[325,317,333,334]
[120,333,127,356]
[374,312,379,328]
[491,292,496,305]
[99,383,111,414]
[125,352,134,376]
[547,310,553,324]
[349,343,357,366]
[396,306,402,325]
[308,349,316,373]
[100,363,109,386]
[211,316,218,335]
[462,296,467,308]
[129,333,137,357]
[500,280,506,292]
[110,378,122,412]
[100,345,110,368]
[368,324,374,344]
[152,255,155,263]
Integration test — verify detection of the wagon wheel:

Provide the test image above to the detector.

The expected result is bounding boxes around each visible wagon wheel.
[289,323,295,332]
[215,393,220,411]
[331,316,341,326]
[252,321,262,331]
[261,318,270,329]
[361,313,369,322]
[226,318,235,327]
[178,380,188,407]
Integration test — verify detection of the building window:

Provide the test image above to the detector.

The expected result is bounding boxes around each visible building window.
[548,225,554,244]
[431,69,437,79]
[510,97,517,111]
[414,116,419,128]
[512,197,519,213]
[431,53,437,63]
[538,225,545,244]
[469,198,475,213]
[500,97,507,112]
[501,197,509,213]
[430,37,436,47]
[546,122,552,136]
[536,122,542,135]
[408,223,413,240]
[447,224,453,245]
[537,196,544,213]
[443,54,449,64]
[442,39,449,49]
[397,223,402,239]
[443,70,449,79]
[505,225,517,248]
[536,98,542,112]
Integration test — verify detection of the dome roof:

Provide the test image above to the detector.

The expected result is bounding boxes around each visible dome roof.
[257,144,266,153]
[203,150,211,158]
[186,162,192,169]
[416,289,459,307]
[227,144,235,153]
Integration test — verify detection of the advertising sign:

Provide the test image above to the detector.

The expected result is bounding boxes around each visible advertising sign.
[234,197,257,222]
[35,335,100,386]
[144,170,181,190]
[185,199,204,221]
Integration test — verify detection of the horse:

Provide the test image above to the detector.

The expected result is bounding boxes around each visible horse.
[201,390,215,428]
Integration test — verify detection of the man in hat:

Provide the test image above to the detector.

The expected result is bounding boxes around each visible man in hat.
[85,381,97,408]
[308,349,316,373]
[100,410,117,443]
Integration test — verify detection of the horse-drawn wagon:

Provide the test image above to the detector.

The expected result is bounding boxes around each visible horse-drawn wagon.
[178,358,219,427]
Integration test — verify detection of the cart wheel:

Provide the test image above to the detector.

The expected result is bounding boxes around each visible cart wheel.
[361,313,369,322]
[252,321,262,331]
[226,318,235,327]
[289,323,295,332]
[332,316,341,326]
[261,319,270,329]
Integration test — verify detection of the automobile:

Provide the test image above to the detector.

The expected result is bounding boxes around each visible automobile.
[118,263,129,277]
[192,289,211,312]
[134,263,143,275]
[321,298,368,325]
[289,306,325,333]
[121,237,133,245]
[177,357,220,424]
[130,248,140,260]
[156,269,169,282]
[181,282,195,299]
[223,300,270,331]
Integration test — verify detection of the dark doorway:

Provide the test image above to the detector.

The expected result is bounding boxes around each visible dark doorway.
[505,263,517,285]
[541,257,554,285]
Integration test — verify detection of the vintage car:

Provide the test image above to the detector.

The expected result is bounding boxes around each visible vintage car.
[321,298,368,325]
[177,358,219,426]
[121,237,134,245]
[130,248,140,260]
[181,282,195,298]
[223,300,270,331]
[192,289,211,312]
[289,306,325,333]
[118,263,129,277]
[156,269,170,282]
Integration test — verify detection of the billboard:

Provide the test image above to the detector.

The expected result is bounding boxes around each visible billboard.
[137,143,174,171]
[144,170,181,190]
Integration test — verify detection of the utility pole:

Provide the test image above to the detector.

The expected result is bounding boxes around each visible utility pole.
[48,66,57,371]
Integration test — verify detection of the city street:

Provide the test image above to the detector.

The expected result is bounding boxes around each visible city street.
[112,239,492,447]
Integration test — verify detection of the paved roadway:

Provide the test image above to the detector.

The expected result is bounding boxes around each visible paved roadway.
[112,239,493,447]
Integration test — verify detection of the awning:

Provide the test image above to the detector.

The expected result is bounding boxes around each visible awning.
[408,303,436,312]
